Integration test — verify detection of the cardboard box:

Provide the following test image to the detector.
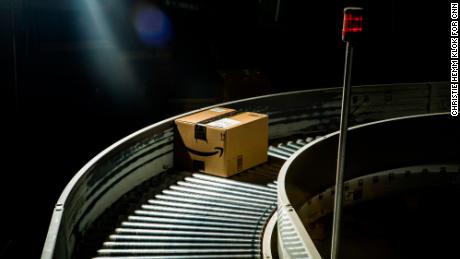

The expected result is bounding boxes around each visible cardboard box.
[175,107,268,177]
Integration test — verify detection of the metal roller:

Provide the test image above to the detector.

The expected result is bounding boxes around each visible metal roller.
[94,253,259,258]
[268,146,293,157]
[146,200,269,216]
[102,242,259,248]
[277,143,297,153]
[153,194,269,212]
[127,216,259,229]
[109,235,256,243]
[161,190,271,209]
[286,141,304,150]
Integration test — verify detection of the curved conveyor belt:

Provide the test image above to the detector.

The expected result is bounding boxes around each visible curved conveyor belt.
[92,137,317,259]
[42,82,451,259]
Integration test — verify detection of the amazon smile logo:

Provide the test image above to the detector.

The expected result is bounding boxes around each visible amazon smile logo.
[184,146,224,157]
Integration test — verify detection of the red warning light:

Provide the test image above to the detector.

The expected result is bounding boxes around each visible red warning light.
[342,7,363,42]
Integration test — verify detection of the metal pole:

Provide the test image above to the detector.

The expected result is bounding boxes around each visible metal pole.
[10,0,18,111]
[330,41,354,259]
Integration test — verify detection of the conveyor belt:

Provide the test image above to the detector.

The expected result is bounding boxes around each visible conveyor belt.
[42,83,453,259]
[268,136,320,160]
[89,137,318,259]
[94,173,277,259]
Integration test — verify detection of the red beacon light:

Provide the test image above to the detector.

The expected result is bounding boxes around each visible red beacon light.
[342,7,364,42]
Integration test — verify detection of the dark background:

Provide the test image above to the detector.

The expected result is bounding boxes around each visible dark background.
[1,0,448,258]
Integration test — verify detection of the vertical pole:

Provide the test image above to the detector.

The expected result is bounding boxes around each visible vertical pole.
[10,0,18,111]
[330,41,354,259]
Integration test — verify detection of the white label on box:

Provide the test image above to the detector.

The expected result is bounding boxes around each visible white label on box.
[207,118,241,128]
[210,108,227,113]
